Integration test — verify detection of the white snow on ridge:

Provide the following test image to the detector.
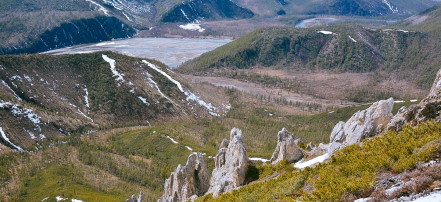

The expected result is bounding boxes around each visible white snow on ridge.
[397,29,409,33]
[137,96,150,105]
[0,127,24,152]
[179,23,205,33]
[181,9,191,22]
[294,153,329,169]
[317,31,334,35]
[184,91,219,116]
[24,129,36,140]
[142,60,219,116]
[56,196,67,201]
[382,0,399,14]
[144,72,173,103]
[69,103,93,122]
[185,146,193,151]
[83,88,90,109]
[394,100,405,103]
[122,12,132,22]
[85,0,110,15]
[1,80,22,101]
[249,157,270,163]
[102,54,125,82]
[142,60,184,91]
[166,135,178,144]
[348,35,357,42]
[410,99,418,103]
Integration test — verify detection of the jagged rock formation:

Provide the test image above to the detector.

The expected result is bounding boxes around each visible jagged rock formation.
[387,68,441,132]
[269,128,304,165]
[159,152,210,202]
[126,191,144,202]
[328,98,394,153]
[207,128,248,197]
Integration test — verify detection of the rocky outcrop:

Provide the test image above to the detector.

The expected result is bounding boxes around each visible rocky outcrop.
[387,68,441,132]
[126,191,144,202]
[159,152,210,202]
[207,128,248,197]
[269,128,304,165]
[328,98,394,153]
[386,106,409,131]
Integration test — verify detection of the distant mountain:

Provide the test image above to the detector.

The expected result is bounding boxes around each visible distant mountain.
[161,0,254,23]
[329,0,401,16]
[0,52,218,151]
[0,0,257,54]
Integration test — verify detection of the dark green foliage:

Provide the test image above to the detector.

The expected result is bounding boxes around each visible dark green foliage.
[161,0,254,23]
[1,16,135,54]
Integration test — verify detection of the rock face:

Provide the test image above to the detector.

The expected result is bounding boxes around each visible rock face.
[159,152,210,202]
[387,68,441,132]
[207,128,248,197]
[126,191,144,202]
[328,98,394,153]
[269,128,304,165]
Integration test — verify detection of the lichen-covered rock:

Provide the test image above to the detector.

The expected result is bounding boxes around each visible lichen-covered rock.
[387,68,441,131]
[207,128,248,197]
[126,191,144,202]
[159,152,210,202]
[386,106,409,131]
[269,128,304,165]
[328,98,394,153]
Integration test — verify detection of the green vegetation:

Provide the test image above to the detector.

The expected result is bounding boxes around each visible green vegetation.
[179,25,430,73]
[197,121,441,201]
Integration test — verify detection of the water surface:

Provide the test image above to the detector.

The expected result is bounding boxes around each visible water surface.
[44,38,231,68]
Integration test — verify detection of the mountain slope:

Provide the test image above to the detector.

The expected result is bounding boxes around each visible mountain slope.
[0,51,219,151]
[179,25,434,79]
[161,0,254,23]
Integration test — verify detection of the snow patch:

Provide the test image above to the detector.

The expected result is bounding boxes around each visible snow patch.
[69,103,93,122]
[179,23,205,33]
[348,35,357,42]
[185,146,193,151]
[0,127,24,152]
[249,157,270,163]
[83,88,90,109]
[354,197,372,202]
[382,0,399,14]
[102,54,125,82]
[1,80,22,100]
[56,196,68,201]
[96,42,115,47]
[85,0,110,15]
[142,60,218,116]
[294,153,329,169]
[317,31,334,35]
[137,96,150,106]
[412,191,441,202]
[71,199,84,202]
[181,9,191,22]
[410,99,418,103]
[122,12,132,22]
[24,129,36,139]
[394,100,405,103]
[397,29,409,33]
[166,135,178,144]
[144,72,173,103]
[41,197,49,201]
